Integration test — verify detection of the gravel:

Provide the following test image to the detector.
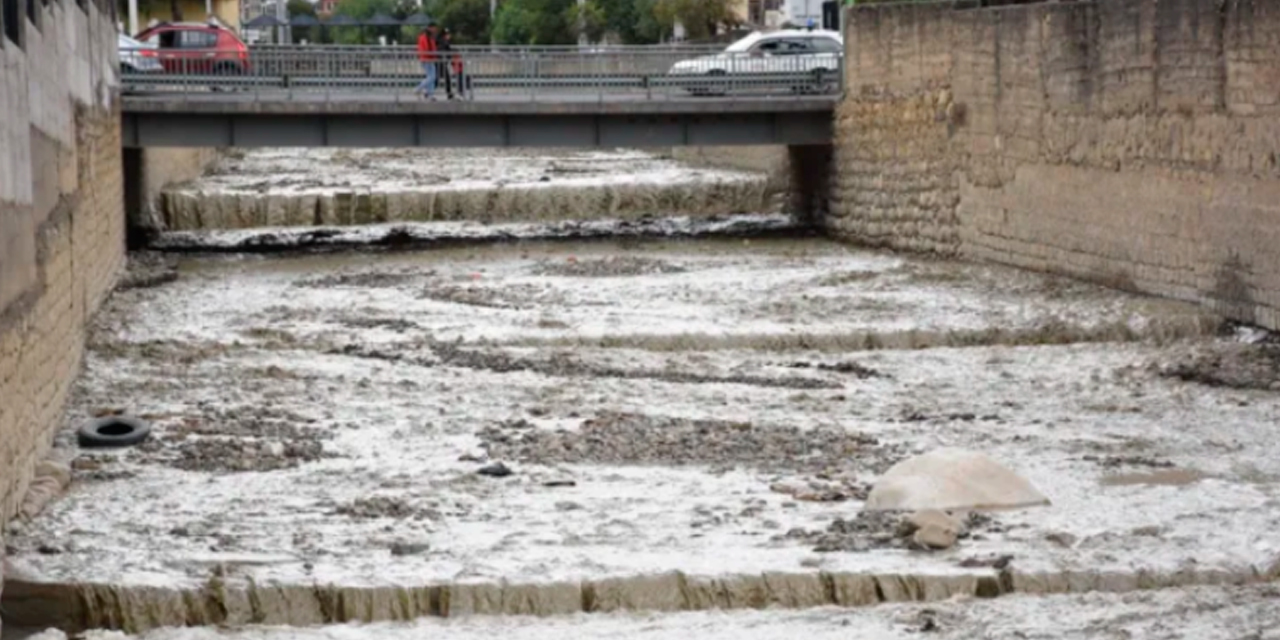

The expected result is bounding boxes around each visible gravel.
[478,411,906,476]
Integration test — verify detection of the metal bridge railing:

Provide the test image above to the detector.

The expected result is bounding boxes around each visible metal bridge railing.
[119,46,845,102]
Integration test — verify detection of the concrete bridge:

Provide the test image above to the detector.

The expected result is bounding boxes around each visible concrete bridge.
[121,93,838,148]
[120,45,840,148]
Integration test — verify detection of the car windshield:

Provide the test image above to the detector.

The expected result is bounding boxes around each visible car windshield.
[723,33,766,53]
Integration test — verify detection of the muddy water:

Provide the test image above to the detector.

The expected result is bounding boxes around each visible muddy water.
[160,148,780,231]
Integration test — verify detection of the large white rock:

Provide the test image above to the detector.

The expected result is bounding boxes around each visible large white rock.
[866,448,1050,511]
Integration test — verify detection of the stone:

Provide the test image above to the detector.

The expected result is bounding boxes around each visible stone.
[913,524,957,550]
[865,448,1049,512]
[477,462,514,478]
[905,509,964,535]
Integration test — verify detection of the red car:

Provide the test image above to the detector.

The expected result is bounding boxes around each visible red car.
[134,22,250,75]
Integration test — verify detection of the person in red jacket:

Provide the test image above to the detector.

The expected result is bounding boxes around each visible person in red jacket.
[415,23,439,100]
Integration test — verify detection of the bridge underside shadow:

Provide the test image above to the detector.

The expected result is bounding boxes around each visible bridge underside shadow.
[120,97,836,148]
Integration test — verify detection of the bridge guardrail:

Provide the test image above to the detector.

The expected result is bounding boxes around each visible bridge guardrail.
[119,46,844,102]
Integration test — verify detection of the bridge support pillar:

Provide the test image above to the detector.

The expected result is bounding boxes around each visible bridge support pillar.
[122,147,223,248]
[787,144,832,224]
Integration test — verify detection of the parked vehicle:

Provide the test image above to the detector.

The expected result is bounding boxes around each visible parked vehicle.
[668,29,843,95]
[133,22,251,75]
[118,33,164,74]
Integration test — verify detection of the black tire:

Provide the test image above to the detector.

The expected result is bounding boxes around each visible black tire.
[78,416,152,448]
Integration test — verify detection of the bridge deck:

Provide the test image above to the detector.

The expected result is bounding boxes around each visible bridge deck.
[121,93,838,148]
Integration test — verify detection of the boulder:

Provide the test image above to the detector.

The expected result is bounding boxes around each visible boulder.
[866,448,1049,511]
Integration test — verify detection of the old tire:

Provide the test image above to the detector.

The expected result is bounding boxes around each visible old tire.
[78,416,151,448]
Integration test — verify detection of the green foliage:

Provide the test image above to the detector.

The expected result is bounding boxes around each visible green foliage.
[333,0,394,19]
[286,0,316,16]
[566,0,608,43]
[491,0,575,45]
[425,0,492,44]
[652,0,739,40]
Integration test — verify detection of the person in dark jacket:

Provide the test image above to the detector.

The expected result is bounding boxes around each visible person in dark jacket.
[415,23,439,100]
[437,28,455,100]
[449,31,470,100]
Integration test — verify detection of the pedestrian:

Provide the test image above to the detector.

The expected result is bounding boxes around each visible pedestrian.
[415,22,439,100]
[448,30,473,100]
[437,28,456,100]
[451,41,470,101]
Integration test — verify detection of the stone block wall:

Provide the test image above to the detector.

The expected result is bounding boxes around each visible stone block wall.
[0,0,123,529]
[827,0,1280,330]
[124,147,222,243]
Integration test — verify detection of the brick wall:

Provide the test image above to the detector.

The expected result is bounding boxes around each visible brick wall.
[0,0,123,532]
[827,0,1280,330]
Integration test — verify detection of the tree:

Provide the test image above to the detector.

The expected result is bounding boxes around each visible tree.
[491,0,575,45]
[653,0,740,40]
[426,0,492,44]
[286,0,316,16]
[566,0,607,43]
[595,0,660,43]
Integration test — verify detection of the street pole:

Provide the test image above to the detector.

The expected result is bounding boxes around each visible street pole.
[577,0,585,46]
[490,0,496,45]
[128,0,138,35]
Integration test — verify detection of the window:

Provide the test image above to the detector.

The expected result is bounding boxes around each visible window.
[26,0,39,30]
[809,37,842,54]
[750,39,781,53]
[2,0,20,46]
[178,29,217,48]
[772,39,811,55]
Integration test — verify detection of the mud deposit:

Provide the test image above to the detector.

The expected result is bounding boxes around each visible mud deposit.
[7,235,1280,633]
[159,148,776,231]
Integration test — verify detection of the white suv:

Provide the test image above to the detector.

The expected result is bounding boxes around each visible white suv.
[668,29,843,94]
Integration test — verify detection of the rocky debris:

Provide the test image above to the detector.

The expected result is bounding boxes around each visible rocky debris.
[769,478,870,503]
[866,448,1050,512]
[781,509,1002,554]
[335,497,417,519]
[118,253,180,290]
[416,281,559,310]
[1155,343,1280,390]
[957,554,1013,569]
[530,256,688,278]
[294,271,421,289]
[1083,454,1174,469]
[779,360,884,378]
[477,462,514,478]
[159,437,327,473]
[480,411,903,476]
[389,542,430,556]
[1044,532,1079,548]
[128,405,334,473]
[338,341,842,390]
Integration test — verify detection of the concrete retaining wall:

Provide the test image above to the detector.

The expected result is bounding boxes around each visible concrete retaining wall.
[826,0,1280,330]
[672,146,792,192]
[0,0,123,532]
